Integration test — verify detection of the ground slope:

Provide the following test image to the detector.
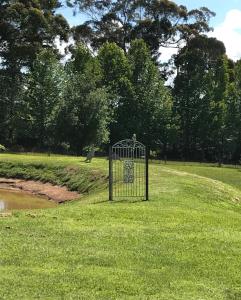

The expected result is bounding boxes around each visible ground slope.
[1,154,241,300]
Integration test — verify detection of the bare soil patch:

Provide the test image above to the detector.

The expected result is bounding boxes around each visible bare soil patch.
[0,178,80,203]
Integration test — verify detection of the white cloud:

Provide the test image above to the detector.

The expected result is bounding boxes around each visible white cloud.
[210,9,241,61]
[159,46,178,62]
[160,9,241,62]
[55,36,75,63]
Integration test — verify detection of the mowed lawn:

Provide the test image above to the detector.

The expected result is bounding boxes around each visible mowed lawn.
[1,154,241,299]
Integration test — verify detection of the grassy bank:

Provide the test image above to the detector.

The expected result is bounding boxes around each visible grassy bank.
[0,154,108,194]
[1,154,241,299]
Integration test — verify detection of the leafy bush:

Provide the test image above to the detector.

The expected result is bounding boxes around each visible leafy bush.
[0,144,6,152]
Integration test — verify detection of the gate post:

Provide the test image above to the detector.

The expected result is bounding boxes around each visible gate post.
[145,147,149,201]
[109,146,113,201]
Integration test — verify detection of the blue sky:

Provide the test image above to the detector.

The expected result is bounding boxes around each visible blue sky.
[57,1,241,60]
[175,0,241,26]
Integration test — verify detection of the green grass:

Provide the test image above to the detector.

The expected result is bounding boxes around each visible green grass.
[1,154,241,299]
[0,154,108,194]
[164,161,241,192]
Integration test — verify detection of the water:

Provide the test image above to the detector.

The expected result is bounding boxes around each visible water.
[0,189,57,211]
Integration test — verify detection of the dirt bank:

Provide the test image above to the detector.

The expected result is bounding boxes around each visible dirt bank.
[0,178,80,203]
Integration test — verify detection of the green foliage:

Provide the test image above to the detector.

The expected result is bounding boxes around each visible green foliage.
[57,44,111,152]
[173,36,228,161]
[0,0,69,145]
[0,144,6,152]
[98,42,133,140]
[25,49,67,148]
[0,0,69,71]
[98,42,131,91]
[128,39,172,148]
[1,1,241,162]
[225,59,241,161]
[98,40,172,147]
[17,45,111,153]
[0,70,24,145]
[71,0,214,60]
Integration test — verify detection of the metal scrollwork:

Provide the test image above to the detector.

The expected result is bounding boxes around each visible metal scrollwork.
[112,139,145,149]
[123,160,134,183]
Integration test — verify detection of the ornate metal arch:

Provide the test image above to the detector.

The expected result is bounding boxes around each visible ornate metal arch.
[112,139,145,149]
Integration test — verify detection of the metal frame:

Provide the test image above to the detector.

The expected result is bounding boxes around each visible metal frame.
[109,139,148,201]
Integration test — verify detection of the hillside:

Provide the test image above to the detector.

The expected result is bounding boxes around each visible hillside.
[0,154,241,299]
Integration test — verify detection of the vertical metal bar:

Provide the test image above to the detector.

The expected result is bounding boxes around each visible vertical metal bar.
[109,146,113,201]
[128,146,130,198]
[139,148,141,197]
[138,147,140,197]
[110,147,116,198]
[141,148,143,198]
[134,147,136,197]
[118,148,123,197]
[115,148,117,197]
[144,149,145,198]
[120,149,121,197]
[145,147,149,201]
[138,149,140,198]
[121,146,123,198]
[125,146,127,198]
[118,147,120,197]
[123,146,125,197]
[115,148,116,197]
[142,149,144,198]
[114,148,115,197]
[129,147,131,198]
[125,147,129,198]
[132,147,134,197]
[116,147,121,197]
[131,147,133,198]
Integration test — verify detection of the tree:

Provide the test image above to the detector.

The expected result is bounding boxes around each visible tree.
[0,69,23,145]
[69,0,214,60]
[0,0,69,146]
[56,44,110,153]
[24,49,67,149]
[0,0,69,71]
[173,36,228,161]
[98,42,133,142]
[127,39,172,148]
[98,39,172,148]
[225,59,241,162]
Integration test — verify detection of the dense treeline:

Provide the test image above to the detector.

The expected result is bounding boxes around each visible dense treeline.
[1,0,241,163]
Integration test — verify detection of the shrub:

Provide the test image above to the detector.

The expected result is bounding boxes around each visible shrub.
[0,144,6,152]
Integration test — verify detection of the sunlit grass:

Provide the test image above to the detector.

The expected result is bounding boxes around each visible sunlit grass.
[1,154,241,299]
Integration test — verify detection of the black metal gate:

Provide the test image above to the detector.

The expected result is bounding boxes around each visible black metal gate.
[109,136,148,201]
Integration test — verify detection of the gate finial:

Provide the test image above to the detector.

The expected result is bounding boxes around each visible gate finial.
[132,134,136,143]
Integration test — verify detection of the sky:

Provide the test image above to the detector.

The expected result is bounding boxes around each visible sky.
[57,0,241,61]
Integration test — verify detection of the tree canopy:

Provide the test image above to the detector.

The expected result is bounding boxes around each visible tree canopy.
[0,0,69,71]
[0,0,70,145]
[69,0,215,59]
[2,0,241,164]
